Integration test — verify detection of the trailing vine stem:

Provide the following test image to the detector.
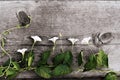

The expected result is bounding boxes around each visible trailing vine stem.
[0,26,27,76]
[0,26,23,55]
[0,45,12,77]
[0,27,19,40]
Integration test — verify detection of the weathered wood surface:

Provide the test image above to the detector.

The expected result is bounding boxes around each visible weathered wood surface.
[0,1,120,79]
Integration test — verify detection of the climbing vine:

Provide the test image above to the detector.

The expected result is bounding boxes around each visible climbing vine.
[0,11,118,80]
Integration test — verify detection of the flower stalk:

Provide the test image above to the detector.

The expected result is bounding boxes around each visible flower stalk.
[59,33,64,52]
[31,42,36,51]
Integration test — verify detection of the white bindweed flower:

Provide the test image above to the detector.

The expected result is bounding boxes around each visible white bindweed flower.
[17,48,27,56]
[49,37,59,44]
[31,36,42,43]
[81,37,91,45]
[68,38,79,45]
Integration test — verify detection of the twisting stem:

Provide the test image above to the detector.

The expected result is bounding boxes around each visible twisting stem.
[2,27,17,34]
[0,27,21,40]
[0,46,12,76]
[0,26,24,76]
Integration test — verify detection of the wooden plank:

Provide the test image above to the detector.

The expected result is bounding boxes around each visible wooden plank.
[1,1,120,78]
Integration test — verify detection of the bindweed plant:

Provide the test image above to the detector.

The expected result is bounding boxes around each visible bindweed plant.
[0,11,118,79]
[0,11,31,79]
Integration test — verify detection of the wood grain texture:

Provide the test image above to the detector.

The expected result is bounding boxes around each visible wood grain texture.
[0,1,120,79]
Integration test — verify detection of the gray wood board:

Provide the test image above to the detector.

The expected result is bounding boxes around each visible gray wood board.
[0,1,120,78]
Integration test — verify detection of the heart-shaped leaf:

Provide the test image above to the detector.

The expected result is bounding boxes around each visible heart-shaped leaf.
[53,52,65,66]
[63,51,73,66]
[84,54,97,71]
[104,72,117,80]
[53,51,73,66]
[52,64,72,76]
[0,67,5,76]
[35,66,52,78]
[6,68,18,79]
[11,62,20,70]
[38,50,51,66]
[96,50,108,68]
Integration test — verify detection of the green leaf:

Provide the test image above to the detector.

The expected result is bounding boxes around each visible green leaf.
[52,64,72,76]
[53,51,73,66]
[53,52,65,66]
[28,51,34,67]
[38,50,51,66]
[35,66,52,78]
[11,62,20,70]
[1,38,5,47]
[104,72,118,80]
[0,67,5,76]
[84,54,97,71]
[3,60,20,71]
[6,68,18,79]
[96,50,108,68]
[78,51,84,66]
[6,68,16,76]
[63,51,73,66]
